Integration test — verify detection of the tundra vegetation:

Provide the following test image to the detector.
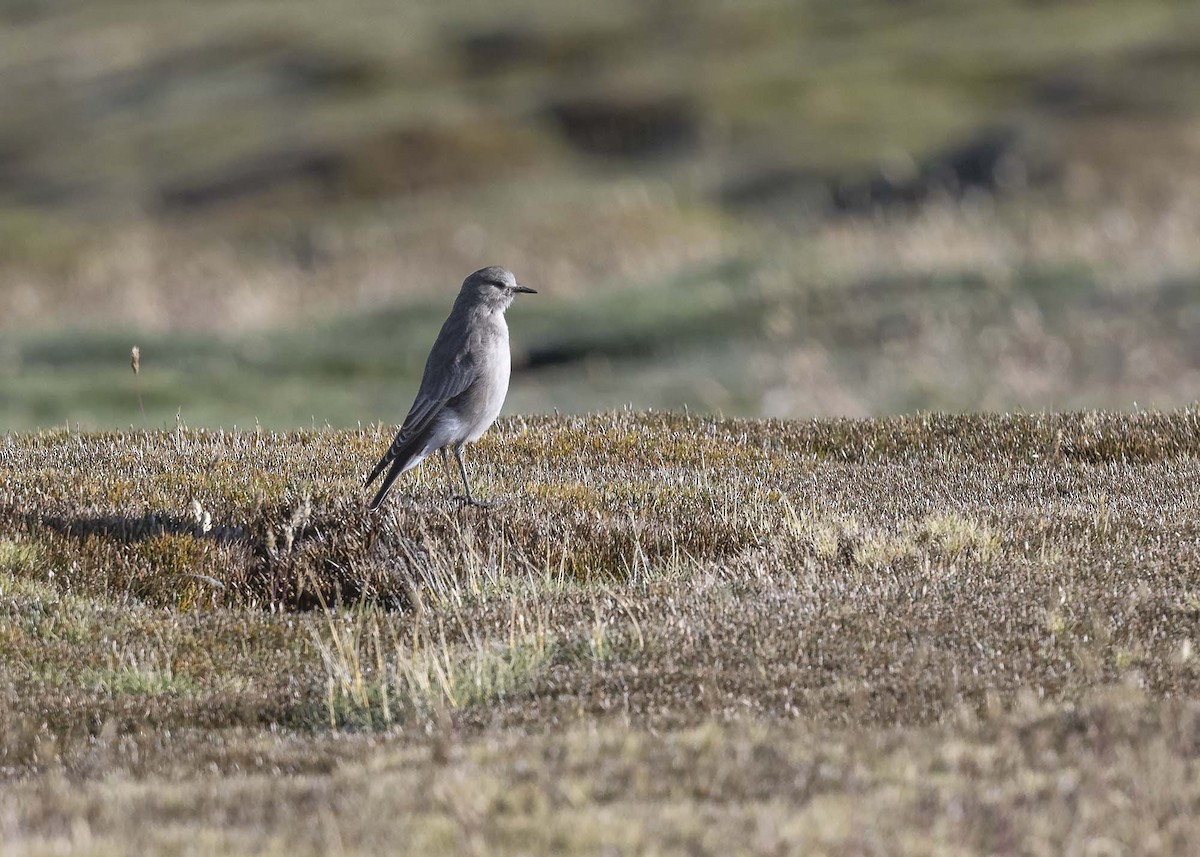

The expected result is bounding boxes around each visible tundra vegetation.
[4,0,1200,853]
[3,409,1200,854]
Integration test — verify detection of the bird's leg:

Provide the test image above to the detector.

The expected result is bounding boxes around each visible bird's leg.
[439,447,459,501]
[454,445,498,508]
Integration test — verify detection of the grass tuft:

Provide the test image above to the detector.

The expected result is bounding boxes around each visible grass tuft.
[2,410,1200,852]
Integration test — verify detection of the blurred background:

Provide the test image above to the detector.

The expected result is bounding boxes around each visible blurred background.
[1,0,1199,430]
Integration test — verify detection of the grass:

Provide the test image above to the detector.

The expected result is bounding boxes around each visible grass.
[2,0,1200,317]
[311,603,557,729]
[3,249,1199,429]
[3,410,1200,852]
[3,1,1200,428]
[3,0,1200,849]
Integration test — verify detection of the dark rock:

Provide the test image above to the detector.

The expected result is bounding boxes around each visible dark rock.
[157,121,538,213]
[157,148,344,212]
[720,125,1054,217]
[451,24,615,78]
[716,166,830,214]
[455,27,549,75]
[544,94,699,159]
[522,334,655,371]
[1032,72,1098,112]
[829,126,1029,213]
[270,50,381,95]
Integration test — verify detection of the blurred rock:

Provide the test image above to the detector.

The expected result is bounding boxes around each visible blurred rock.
[830,126,1039,213]
[451,23,621,78]
[720,126,1056,217]
[544,94,699,159]
[715,166,830,216]
[455,27,546,75]
[158,148,343,212]
[157,122,541,213]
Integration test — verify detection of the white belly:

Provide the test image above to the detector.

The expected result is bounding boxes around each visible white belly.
[466,338,510,441]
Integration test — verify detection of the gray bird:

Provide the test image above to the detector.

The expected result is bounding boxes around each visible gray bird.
[365,266,536,510]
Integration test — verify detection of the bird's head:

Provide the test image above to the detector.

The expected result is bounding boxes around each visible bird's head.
[459,266,537,311]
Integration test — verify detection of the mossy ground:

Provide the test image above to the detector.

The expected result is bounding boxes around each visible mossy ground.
[4,410,1200,854]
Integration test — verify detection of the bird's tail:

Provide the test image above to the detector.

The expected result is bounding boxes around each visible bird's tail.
[365,433,428,511]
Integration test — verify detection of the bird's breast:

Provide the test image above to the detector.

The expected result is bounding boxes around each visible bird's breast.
[462,316,511,441]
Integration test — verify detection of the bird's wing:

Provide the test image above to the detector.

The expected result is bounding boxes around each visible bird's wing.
[364,336,480,488]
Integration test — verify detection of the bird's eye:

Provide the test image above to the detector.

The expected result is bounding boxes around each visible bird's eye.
[490,280,504,288]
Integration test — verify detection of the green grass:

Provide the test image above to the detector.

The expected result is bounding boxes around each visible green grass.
[2,259,1196,429]
[3,0,1200,326]
[3,411,1200,852]
[1,0,1190,209]
[3,0,1200,429]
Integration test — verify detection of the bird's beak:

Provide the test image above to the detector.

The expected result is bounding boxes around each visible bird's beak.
[513,284,537,294]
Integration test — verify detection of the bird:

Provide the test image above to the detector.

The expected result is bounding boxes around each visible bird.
[364,266,536,510]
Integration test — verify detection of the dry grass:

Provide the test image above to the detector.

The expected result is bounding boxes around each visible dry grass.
[3,410,1200,853]
[7,187,1200,430]
[805,174,1200,294]
[0,176,729,334]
